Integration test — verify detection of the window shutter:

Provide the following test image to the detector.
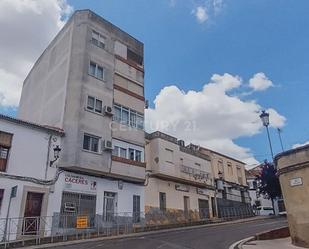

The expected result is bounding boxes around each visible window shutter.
[0,132,13,147]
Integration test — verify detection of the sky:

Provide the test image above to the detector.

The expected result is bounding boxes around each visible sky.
[0,0,308,167]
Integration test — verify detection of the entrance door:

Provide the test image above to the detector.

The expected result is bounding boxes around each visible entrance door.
[23,192,43,235]
[211,197,217,217]
[184,196,190,218]
[103,192,116,222]
[198,199,209,219]
[133,195,140,223]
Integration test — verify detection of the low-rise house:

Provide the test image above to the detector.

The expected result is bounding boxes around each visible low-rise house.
[0,114,64,240]
[246,166,273,215]
[145,132,215,224]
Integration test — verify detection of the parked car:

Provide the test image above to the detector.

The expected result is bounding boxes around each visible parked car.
[255,206,274,216]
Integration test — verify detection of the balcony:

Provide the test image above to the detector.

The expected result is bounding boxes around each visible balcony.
[180,165,211,181]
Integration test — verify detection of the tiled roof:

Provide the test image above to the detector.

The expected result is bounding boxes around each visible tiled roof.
[0,113,64,136]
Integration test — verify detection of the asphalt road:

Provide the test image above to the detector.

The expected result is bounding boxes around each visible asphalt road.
[50,217,287,249]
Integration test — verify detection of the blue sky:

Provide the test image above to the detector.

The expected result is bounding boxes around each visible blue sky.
[0,0,308,165]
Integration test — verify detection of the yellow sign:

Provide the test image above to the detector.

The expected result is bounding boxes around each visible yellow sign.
[76,216,88,229]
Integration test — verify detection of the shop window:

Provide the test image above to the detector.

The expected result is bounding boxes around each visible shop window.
[60,192,96,228]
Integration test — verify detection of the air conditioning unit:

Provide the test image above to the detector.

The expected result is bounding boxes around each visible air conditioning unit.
[178,140,185,147]
[103,140,113,150]
[104,106,113,116]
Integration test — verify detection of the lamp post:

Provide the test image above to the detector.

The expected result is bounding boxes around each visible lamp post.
[259,110,274,161]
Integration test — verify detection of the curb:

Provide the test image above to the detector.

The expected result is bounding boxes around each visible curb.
[229,236,255,249]
[20,216,275,249]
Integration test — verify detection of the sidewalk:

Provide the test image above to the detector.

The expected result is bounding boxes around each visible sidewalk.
[19,216,274,249]
[243,238,299,249]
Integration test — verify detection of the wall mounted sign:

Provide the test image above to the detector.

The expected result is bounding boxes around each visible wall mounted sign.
[175,184,189,192]
[76,215,88,229]
[64,173,97,192]
[290,177,303,187]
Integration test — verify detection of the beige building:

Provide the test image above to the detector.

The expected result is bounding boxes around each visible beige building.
[275,145,309,248]
[145,132,216,224]
[198,146,252,217]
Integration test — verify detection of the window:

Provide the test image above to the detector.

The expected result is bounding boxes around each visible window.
[87,96,103,114]
[217,160,224,175]
[227,163,233,175]
[129,148,135,161]
[165,148,173,164]
[91,30,105,49]
[237,167,242,184]
[0,189,4,211]
[135,150,142,162]
[114,105,121,122]
[122,107,129,125]
[113,104,144,129]
[83,134,99,153]
[119,147,127,158]
[0,131,12,172]
[88,61,104,80]
[159,192,166,211]
[127,48,143,66]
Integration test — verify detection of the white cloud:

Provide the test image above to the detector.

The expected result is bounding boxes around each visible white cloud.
[213,0,224,15]
[145,73,286,165]
[194,6,208,23]
[249,72,274,91]
[0,0,73,108]
[292,141,309,149]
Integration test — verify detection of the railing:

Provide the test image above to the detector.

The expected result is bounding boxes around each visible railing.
[0,207,254,248]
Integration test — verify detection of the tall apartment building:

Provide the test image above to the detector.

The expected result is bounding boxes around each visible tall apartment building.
[18,10,146,221]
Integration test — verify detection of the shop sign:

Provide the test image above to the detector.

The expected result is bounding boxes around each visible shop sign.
[175,184,189,192]
[290,177,302,187]
[64,173,97,192]
[76,215,88,229]
[196,188,208,196]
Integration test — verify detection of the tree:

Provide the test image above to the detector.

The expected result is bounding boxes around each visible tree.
[256,160,282,214]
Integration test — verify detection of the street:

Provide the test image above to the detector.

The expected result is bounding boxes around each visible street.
[48,217,287,249]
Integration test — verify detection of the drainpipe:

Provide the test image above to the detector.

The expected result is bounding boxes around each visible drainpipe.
[44,135,53,180]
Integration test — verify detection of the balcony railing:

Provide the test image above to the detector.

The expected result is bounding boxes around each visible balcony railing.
[180,165,210,181]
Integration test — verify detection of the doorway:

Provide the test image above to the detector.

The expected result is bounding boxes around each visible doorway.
[103,192,117,222]
[23,192,43,235]
[184,196,190,218]
[198,199,209,219]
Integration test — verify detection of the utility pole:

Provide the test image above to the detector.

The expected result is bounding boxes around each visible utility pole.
[277,128,284,152]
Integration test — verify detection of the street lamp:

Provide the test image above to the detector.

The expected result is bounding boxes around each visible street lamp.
[259,110,274,160]
[50,145,61,167]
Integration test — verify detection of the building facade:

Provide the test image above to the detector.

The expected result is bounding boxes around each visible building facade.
[275,145,309,248]
[197,146,252,217]
[18,10,146,224]
[0,114,63,240]
[246,166,274,215]
[145,132,215,224]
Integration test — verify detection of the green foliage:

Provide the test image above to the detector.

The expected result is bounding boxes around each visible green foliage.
[257,160,282,200]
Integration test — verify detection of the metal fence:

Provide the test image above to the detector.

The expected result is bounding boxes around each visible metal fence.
[0,208,254,248]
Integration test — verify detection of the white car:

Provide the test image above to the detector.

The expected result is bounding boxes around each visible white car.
[255,206,274,216]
